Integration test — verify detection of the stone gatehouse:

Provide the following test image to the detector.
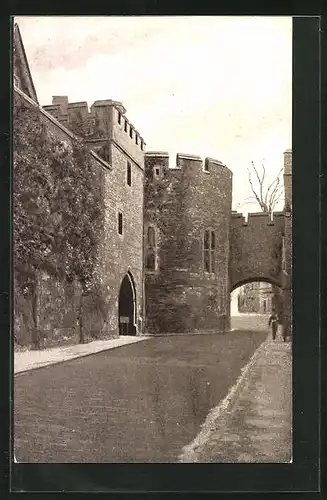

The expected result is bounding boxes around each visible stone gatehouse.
[13,23,292,347]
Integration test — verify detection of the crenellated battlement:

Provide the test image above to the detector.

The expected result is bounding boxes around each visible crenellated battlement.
[43,96,146,153]
[230,210,285,290]
[231,211,285,227]
[145,151,230,174]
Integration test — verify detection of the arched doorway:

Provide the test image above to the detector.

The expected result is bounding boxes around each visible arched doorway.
[118,273,136,336]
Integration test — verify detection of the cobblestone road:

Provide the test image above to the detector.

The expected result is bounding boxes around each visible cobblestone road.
[14,329,266,463]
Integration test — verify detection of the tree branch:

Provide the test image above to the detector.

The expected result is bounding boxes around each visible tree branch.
[251,161,264,203]
[241,200,263,206]
[268,169,283,205]
[242,196,258,203]
[259,163,266,203]
[264,168,283,206]
[269,185,284,211]
[247,166,265,210]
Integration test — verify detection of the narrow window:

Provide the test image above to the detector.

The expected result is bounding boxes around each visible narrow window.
[127,162,132,186]
[146,226,156,270]
[118,213,123,235]
[204,230,210,272]
[129,126,133,138]
[204,159,209,172]
[135,134,139,145]
[148,226,155,247]
[146,253,155,270]
[154,167,161,178]
[141,140,144,151]
[212,231,216,248]
[124,120,128,132]
[117,111,122,124]
[204,229,216,273]
[210,230,215,273]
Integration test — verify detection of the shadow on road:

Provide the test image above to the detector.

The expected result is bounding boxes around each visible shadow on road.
[231,313,270,333]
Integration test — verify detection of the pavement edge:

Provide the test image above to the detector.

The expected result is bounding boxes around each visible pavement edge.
[178,337,269,463]
[14,336,151,376]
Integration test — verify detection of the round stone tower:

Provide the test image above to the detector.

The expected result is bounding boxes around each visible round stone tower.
[144,151,233,334]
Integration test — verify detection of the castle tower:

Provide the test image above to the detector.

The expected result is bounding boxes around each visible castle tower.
[43,96,146,336]
[144,152,233,334]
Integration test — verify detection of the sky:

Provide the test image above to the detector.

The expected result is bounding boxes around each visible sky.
[15,16,292,212]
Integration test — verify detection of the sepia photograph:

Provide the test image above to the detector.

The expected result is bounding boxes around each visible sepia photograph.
[13,15,292,464]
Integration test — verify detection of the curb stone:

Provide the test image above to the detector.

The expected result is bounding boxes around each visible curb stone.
[14,336,151,376]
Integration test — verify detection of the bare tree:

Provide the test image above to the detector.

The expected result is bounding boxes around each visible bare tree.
[239,161,284,215]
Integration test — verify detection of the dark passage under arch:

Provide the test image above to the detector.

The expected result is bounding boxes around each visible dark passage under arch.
[118,274,136,335]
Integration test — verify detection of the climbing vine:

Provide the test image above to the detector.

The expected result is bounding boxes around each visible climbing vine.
[13,92,105,347]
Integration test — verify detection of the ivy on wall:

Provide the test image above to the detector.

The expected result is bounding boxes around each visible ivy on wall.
[13,92,106,347]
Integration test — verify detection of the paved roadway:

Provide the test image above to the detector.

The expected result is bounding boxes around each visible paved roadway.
[14,317,268,463]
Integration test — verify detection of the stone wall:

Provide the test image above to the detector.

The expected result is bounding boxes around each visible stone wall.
[282,149,292,338]
[42,97,145,336]
[237,282,274,314]
[14,270,115,348]
[14,89,145,348]
[43,96,145,336]
[97,141,144,335]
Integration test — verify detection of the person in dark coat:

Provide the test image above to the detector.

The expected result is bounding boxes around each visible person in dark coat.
[268,309,279,340]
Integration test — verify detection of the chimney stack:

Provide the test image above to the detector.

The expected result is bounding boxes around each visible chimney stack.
[52,96,68,116]
[283,149,292,211]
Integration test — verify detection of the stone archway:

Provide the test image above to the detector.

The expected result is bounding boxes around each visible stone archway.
[118,273,137,336]
[229,277,283,329]
[229,276,282,294]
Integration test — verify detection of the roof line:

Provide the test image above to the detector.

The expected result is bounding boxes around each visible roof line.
[13,23,39,105]
[15,86,80,141]
[15,87,111,170]
[90,150,112,170]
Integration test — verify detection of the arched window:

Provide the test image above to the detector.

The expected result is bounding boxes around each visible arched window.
[146,226,156,271]
[204,229,216,273]
[148,226,155,247]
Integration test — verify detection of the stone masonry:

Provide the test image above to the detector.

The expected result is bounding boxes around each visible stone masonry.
[42,96,146,337]
[144,152,232,334]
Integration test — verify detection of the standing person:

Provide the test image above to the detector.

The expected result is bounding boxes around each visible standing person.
[268,309,279,340]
